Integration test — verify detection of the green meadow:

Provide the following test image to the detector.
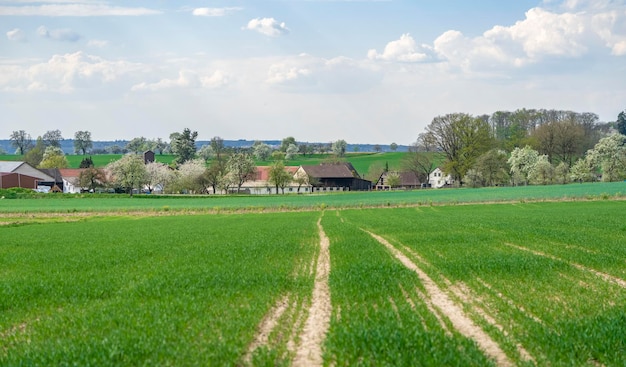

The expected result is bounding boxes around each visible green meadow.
[0,151,409,173]
[1,184,625,366]
[0,182,624,215]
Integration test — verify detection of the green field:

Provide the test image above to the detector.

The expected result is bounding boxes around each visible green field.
[1,187,625,366]
[0,154,177,168]
[0,152,408,173]
[0,182,624,215]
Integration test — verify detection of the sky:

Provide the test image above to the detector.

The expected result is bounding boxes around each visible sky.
[1,0,625,145]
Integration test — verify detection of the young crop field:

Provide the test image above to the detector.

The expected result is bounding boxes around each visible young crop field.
[1,182,625,215]
[1,198,624,365]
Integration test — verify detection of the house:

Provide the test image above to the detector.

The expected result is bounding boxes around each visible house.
[236,166,303,195]
[59,168,87,193]
[374,171,421,190]
[428,167,453,188]
[0,161,54,190]
[295,162,371,192]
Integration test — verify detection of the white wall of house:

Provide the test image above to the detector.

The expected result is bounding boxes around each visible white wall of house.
[428,168,452,188]
[63,178,82,193]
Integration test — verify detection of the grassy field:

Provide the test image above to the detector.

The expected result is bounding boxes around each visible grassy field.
[0,182,624,215]
[1,185,625,366]
[0,154,176,168]
[0,152,409,174]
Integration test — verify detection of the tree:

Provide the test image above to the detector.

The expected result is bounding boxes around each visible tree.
[74,131,93,155]
[202,160,226,194]
[570,157,594,183]
[79,167,107,192]
[365,161,387,183]
[145,162,173,194]
[226,153,256,193]
[586,133,626,182]
[402,134,437,183]
[170,128,198,164]
[269,160,293,194]
[533,120,584,165]
[425,113,493,185]
[79,157,94,168]
[373,144,382,153]
[285,144,299,160]
[173,159,205,193]
[10,130,32,155]
[152,138,169,155]
[469,149,509,187]
[126,137,149,153]
[617,110,626,135]
[43,129,63,148]
[528,155,554,185]
[198,145,214,162]
[253,142,272,161]
[390,143,398,152]
[280,136,297,152]
[332,139,347,157]
[508,146,540,186]
[554,161,570,184]
[106,154,147,196]
[210,136,226,163]
[39,146,69,169]
[386,171,401,188]
[24,137,45,167]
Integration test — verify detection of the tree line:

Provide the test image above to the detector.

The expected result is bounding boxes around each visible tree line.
[401,109,626,187]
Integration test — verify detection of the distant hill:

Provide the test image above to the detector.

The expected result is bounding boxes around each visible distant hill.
[0,139,408,155]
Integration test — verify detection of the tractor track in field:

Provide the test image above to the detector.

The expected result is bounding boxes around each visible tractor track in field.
[292,219,331,367]
[366,230,514,367]
[244,294,291,364]
[505,243,626,289]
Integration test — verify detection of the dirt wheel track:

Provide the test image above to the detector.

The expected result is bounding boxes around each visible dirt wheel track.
[292,219,332,367]
[366,230,513,367]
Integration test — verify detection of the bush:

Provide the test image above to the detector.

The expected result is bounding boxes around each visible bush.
[0,187,38,199]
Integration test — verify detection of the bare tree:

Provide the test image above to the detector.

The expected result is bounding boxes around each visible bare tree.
[74,131,93,155]
[424,113,493,185]
[9,130,33,155]
[402,133,437,183]
[43,129,63,148]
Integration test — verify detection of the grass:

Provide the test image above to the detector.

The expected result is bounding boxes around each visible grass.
[1,184,625,365]
[338,201,626,366]
[322,212,495,366]
[0,212,319,366]
[0,182,624,215]
[1,152,409,173]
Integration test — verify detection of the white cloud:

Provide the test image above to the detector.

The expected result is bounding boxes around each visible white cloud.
[417,1,626,74]
[0,52,143,93]
[267,64,312,84]
[266,54,382,93]
[192,7,242,17]
[131,70,229,92]
[244,18,289,37]
[6,28,27,42]
[37,25,80,42]
[367,34,431,62]
[0,4,161,16]
[87,39,108,48]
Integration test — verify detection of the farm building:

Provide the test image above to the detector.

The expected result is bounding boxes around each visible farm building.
[374,171,421,190]
[0,161,55,190]
[233,166,304,195]
[295,162,371,191]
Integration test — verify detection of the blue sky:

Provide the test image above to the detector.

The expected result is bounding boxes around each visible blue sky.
[1,0,625,144]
